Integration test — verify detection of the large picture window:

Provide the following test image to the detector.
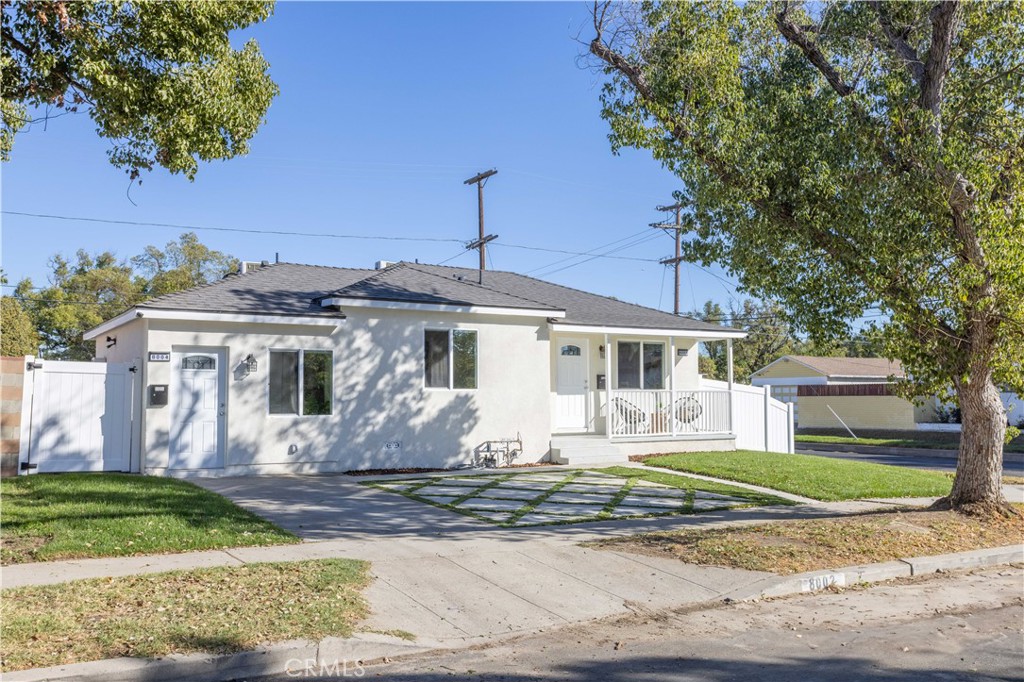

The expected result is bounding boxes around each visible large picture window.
[269,350,333,415]
[617,341,664,390]
[424,329,477,389]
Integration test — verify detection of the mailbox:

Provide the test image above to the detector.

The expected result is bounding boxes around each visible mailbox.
[596,374,606,390]
[148,384,168,407]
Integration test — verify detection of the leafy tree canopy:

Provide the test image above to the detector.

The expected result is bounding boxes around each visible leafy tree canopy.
[589,1,1024,509]
[1,1,278,179]
[693,299,794,383]
[15,233,236,359]
[0,296,39,356]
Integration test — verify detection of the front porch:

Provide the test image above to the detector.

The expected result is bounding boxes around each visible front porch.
[547,324,795,464]
[550,431,736,466]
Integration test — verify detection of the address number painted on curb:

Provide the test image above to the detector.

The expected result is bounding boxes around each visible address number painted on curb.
[801,573,846,592]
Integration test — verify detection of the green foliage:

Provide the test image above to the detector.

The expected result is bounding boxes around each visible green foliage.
[15,234,236,359]
[693,298,793,382]
[0,296,39,356]
[591,1,1024,403]
[131,232,239,296]
[1,1,278,178]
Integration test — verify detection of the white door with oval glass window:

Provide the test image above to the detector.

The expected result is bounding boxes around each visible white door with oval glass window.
[555,338,589,431]
[170,349,225,469]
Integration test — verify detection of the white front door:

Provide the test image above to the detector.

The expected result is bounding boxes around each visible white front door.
[170,349,225,469]
[555,338,589,430]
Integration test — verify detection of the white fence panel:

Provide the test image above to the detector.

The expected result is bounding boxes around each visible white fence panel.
[23,361,134,473]
[702,378,795,453]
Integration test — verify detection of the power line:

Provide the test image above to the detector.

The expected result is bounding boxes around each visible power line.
[1,211,465,244]
[532,232,664,277]
[521,230,654,274]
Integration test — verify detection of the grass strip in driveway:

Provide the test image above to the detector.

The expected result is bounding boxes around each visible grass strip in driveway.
[590,508,1024,575]
[644,451,952,501]
[0,559,370,672]
[0,473,298,565]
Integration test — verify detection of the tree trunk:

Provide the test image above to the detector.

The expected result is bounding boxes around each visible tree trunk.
[946,373,1007,512]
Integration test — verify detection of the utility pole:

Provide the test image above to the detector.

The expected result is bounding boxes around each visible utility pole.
[464,169,499,281]
[652,202,686,315]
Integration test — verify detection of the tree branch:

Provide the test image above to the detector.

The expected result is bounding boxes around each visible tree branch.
[920,1,960,119]
[868,1,925,83]
[1,27,94,98]
[774,2,854,97]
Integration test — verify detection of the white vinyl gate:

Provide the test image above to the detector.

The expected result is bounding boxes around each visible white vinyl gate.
[20,360,135,473]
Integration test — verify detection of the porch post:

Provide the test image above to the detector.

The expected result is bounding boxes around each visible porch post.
[669,336,677,437]
[604,333,612,442]
[726,338,735,434]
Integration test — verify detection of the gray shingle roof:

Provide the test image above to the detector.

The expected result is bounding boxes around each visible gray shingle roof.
[133,261,739,334]
[779,355,905,379]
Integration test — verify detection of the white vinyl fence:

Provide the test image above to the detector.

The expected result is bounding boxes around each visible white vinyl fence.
[19,359,136,473]
[701,378,795,453]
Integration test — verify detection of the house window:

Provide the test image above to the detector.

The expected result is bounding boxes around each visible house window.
[617,341,664,390]
[269,350,333,415]
[424,329,477,389]
[181,355,216,370]
[561,345,581,356]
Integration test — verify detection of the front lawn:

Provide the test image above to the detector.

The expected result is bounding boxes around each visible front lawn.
[643,451,952,502]
[0,559,370,672]
[0,473,298,565]
[591,508,1024,575]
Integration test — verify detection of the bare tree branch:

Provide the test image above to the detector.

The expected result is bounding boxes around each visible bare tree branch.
[868,1,925,83]
[774,1,853,97]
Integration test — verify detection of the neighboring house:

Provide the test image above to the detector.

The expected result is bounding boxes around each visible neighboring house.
[83,261,754,476]
[750,355,910,429]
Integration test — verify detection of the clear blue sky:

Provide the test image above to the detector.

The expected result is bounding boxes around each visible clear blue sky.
[1,1,742,313]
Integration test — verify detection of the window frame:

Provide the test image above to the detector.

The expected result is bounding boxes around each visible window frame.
[615,340,666,390]
[266,348,334,417]
[423,328,479,391]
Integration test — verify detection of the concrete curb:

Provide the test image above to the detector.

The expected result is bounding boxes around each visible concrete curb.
[723,544,1024,602]
[2,633,434,682]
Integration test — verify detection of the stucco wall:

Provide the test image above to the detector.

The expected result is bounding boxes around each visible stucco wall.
[798,395,916,430]
[130,309,552,475]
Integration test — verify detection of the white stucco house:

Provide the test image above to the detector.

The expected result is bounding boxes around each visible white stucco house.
[84,260,753,476]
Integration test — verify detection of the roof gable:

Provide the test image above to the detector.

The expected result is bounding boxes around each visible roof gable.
[753,355,905,379]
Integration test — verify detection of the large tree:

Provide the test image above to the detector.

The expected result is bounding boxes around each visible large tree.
[131,232,238,297]
[694,299,794,382]
[15,234,235,359]
[1,1,278,178]
[0,296,39,356]
[589,1,1024,512]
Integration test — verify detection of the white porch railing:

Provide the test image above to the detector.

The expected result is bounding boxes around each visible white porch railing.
[609,389,731,437]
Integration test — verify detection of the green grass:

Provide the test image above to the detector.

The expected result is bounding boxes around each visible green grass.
[595,466,795,507]
[0,559,370,672]
[1,473,298,565]
[643,451,953,502]
[795,429,1024,453]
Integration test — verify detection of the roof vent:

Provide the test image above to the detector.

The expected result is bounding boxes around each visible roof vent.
[240,261,267,274]
[375,260,395,270]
